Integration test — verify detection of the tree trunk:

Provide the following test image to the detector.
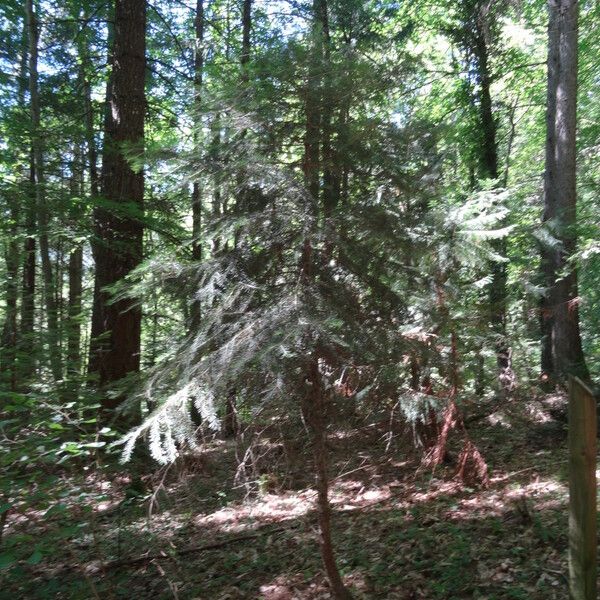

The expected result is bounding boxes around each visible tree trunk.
[303,0,324,202]
[67,246,83,373]
[88,0,146,404]
[88,9,113,380]
[20,160,36,379]
[318,0,339,220]
[1,22,27,390]
[211,114,222,254]
[241,0,251,73]
[190,0,204,332]
[541,0,588,383]
[471,13,512,391]
[302,356,352,600]
[67,146,83,383]
[222,0,253,435]
[1,195,20,391]
[26,0,62,382]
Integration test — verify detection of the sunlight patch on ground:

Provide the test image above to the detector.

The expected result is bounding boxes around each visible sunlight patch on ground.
[194,490,316,532]
[487,411,513,428]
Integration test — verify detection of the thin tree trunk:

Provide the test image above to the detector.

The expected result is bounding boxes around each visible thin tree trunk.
[302,355,352,600]
[88,9,113,378]
[318,0,339,219]
[223,0,253,436]
[303,0,324,202]
[472,15,512,391]
[67,145,83,383]
[241,0,251,73]
[1,21,27,389]
[1,196,20,391]
[20,155,36,379]
[299,236,351,599]
[67,246,83,375]
[88,0,146,404]
[541,0,588,383]
[211,114,222,254]
[540,0,560,383]
[79,17,100,199]
[26,0,62,382]
[190,0,205,332]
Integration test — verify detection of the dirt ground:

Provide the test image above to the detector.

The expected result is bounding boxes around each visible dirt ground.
[0,392,579,599]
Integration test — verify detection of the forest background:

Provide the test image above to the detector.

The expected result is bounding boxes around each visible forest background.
[0,0,599,598]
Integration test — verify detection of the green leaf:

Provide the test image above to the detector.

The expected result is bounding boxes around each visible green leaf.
[0,553,16,569]
[26,549,43,565]
[44,503,67,517]
[82,441,106,449]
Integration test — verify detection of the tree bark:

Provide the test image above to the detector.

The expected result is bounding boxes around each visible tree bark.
[88,8,114,380]
[0,21,28,389]
[222,0,253,435]
[471,9,512,391]
[1,195,20,391]
[20,160,36,379]
[67,146,83,383]
[303,0,325,203]
[302,355,352,600]
[241,0,251,73]
[88,0,146,403]
[190,0,205,333]
[26,0,62,382]
[541,0,588,383]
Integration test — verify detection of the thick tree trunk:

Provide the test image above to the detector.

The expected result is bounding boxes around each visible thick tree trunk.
[541,0,588,383]
[26,0,62,382]
[88,0,146,403]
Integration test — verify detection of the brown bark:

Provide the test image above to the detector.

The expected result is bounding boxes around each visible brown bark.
[88,10,114,379]
[1,22,27,389]
[303,0,325,203]
[16,15,35,382]
[471,9,512,390]
[67,246,83,375]
[541,0,588,383]
[190,0,205,332]
[223,0,253,432]
[302,355,352,600]
[1,195,19,391]
[88,0,146,402]
[316,0,337,217]
[26,0,62,382]
[20,166,36,379]
[241,0,252,73]
[67,147,83,381]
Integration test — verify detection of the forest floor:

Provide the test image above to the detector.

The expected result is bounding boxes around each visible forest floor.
[0,391,579,599]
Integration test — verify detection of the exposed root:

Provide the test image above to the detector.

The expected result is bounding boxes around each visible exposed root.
[422,399,489,488]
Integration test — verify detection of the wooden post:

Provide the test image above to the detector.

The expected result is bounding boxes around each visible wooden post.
[568,375,597,600]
